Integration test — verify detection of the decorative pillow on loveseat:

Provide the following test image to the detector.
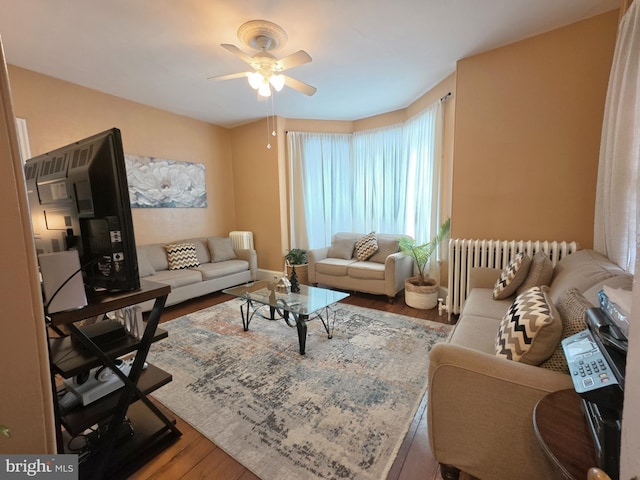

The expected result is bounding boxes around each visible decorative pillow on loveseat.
[165,242,200,270]
[495,286,562,365]
[354,232,378,261]
[493,252,532,300]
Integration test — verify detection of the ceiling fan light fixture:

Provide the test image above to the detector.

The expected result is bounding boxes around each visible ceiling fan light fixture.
[270,74,285,92]
[247,71,263,90]
[258,82,272,97]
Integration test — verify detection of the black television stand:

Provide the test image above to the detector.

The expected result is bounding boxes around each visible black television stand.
[47,279,181,479]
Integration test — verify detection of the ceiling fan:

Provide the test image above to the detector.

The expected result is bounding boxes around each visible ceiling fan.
[211,20,317,97]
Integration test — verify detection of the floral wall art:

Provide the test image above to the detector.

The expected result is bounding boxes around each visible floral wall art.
[125,154,207,208]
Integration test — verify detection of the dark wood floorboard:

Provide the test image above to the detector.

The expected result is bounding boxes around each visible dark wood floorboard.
[134,286,474,480]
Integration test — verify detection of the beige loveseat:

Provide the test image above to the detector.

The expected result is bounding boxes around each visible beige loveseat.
[307,232,414,301]
[428,249,633,480]
[135,236,257,311]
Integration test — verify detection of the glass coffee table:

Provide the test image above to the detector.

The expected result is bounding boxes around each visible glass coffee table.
[223,280,349,355]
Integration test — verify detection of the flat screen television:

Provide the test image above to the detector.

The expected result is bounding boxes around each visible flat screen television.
[24,127,140,295]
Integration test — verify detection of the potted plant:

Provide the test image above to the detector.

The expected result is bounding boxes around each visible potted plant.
[399,218,451,309]
[285,248,308,285]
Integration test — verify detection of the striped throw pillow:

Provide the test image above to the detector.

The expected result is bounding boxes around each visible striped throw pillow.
[165,242,200,270]
[495,286,562,365]
[354,232,379,261]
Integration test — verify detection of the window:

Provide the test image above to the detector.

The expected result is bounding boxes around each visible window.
[288,101,443,250]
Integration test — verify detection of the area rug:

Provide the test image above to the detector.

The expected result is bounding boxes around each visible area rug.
[147,298,452,480]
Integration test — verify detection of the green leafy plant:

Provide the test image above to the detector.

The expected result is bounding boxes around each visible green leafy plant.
[285,248,308,265]
[0,425,10,438]
[399,218,451,286]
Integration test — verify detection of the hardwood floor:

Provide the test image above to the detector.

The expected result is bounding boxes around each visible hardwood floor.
[132,288,474,480]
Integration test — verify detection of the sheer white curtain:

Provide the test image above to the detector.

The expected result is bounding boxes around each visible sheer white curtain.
[594,0,640,273]
[287,101,443,255]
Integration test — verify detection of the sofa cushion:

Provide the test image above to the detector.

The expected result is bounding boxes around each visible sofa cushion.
[195,259,250,280]
[460,288,514,320]
[354,232,378,261]
[493,252,532,300]
[347,261,386,280]
[449,314,501,355]
[136,247,156,278]
[540,288,592,373]
[495,286,562,365]
[315,258,357,276]
[368,237,400,263]
[516,251,554,295]
[145,268,203,289]
[165,243,200,270]
[328,234,357,260]
[208,237,237,262]
[549,249,630,304]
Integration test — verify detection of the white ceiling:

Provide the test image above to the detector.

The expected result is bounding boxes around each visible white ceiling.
[0,0,621,128]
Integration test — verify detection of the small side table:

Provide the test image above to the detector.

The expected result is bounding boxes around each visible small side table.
[533,389,598,480]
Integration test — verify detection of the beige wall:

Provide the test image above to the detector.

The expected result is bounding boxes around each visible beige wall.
[8,66,234,246]
[229,118,284,272]
[0,45,56,453]
[451,11,619,247]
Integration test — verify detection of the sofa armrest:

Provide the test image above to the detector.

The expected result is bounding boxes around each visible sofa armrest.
[234,249,258,280]
[384,252,414,298]
[308,247,329,283]
[427,342,573,480]
[468,267,502,290]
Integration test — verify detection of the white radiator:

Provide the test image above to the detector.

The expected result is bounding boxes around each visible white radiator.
[229,231,254,249]
[446,238,579,318]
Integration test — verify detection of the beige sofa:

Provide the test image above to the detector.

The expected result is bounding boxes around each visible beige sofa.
[307,232,414,301]
[135,236,257,311]
[428,249,633,480]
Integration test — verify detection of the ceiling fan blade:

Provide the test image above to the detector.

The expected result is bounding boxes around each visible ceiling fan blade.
[207,72,250,81]
[283,75,317,96]
[276,50,312,71]
[221,44,254,64]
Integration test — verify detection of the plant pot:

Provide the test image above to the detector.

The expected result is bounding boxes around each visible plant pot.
[287,263,309,285]
[404,276,439,310]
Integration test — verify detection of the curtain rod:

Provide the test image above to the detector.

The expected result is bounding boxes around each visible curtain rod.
[440,92,452,102]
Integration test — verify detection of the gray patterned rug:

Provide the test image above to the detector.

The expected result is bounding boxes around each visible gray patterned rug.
[147,298,452,480]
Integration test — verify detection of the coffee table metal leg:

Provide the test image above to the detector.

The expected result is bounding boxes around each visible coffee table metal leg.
[317,306,335,339]
[241,301,250,331]
[296,314,308,355]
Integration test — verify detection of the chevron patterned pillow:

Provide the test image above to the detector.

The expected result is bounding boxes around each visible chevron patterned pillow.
[165,242,200,270]
[493,252,532,300]
[495,286,562,365]
[354,232,379,261]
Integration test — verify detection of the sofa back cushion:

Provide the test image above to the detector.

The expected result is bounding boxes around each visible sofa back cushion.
[136,247,156,278]
[208,237,237,262]
[140,243,170,272]
[549,249,632,304]
[328,233,358,259]
[368,234,406,263]
[183,238,211,264]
